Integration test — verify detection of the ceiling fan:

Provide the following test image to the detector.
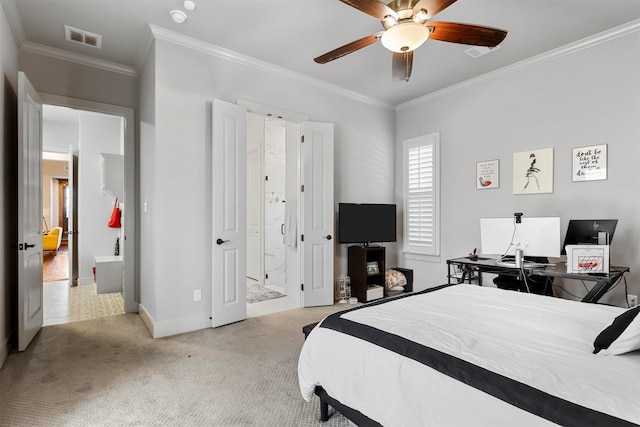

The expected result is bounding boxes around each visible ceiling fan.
[314,0,508,82]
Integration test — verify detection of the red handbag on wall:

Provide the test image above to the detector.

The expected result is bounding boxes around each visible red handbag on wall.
[108,198,121,228]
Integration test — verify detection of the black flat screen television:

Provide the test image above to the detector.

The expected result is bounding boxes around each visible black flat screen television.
[561,219,618,255]
[338,203,397,245]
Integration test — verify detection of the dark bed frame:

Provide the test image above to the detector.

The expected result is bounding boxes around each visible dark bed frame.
[314,386,381,426]
[303,322,382,426]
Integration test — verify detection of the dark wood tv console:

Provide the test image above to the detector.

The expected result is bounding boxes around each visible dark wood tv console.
[348,246,413,303]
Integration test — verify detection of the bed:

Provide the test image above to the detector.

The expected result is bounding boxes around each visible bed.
[298,284,640,426]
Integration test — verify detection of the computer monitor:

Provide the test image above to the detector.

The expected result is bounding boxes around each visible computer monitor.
[480,217,561,259]
[561,219,618,255]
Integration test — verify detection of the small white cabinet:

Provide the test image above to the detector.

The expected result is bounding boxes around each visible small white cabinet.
[94,256,123,294]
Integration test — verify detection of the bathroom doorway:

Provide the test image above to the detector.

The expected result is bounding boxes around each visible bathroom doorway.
[246,113,301,316]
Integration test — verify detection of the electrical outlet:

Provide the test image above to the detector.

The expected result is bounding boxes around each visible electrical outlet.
[628,294,638,308]
[193,289,201,302]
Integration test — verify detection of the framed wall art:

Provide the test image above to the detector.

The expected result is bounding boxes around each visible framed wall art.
[572,144,607,182]
[476,159,499,189]
[565,245,609,274]
[513,147,554,195]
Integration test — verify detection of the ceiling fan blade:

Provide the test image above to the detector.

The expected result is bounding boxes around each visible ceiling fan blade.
[340,0,398,21]
[426,22,507,47]
[314,33,382,64]
[412,0,457,19]
[392,51,413,82]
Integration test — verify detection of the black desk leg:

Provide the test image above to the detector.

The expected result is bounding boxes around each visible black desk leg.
[581,277,616,303]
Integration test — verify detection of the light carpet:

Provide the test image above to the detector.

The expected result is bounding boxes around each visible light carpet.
[0,305,354,426]
[246,283,286,304]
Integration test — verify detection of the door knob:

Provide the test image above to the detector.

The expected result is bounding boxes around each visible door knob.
[323,235,332,240]
[216,238,230,245]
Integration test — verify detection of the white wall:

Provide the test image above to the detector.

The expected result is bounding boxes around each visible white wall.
[396,26,640,307]
[0,0,18,369]
[77,111,124,284]
[18,50,137,109]
[138,33,395,335]
[138,39,156,322]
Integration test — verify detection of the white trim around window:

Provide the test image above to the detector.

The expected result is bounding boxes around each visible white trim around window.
[403,132,440,256]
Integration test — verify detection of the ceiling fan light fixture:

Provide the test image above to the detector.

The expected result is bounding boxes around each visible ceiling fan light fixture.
[383,15,397,28]
[413,9,428,24]
[381,22,430,53]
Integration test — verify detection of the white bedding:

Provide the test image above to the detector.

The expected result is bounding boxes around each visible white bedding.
[298,285,640,426]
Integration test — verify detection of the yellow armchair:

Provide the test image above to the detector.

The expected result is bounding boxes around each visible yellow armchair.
[43,227,63,252]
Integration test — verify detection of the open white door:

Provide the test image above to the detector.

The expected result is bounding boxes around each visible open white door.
[301,122,334,307]
[67,149,78,287]
[17,72,44,351]
[212,99,247,327]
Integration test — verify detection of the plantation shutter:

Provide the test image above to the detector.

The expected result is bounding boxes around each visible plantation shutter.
[403,133,439,255]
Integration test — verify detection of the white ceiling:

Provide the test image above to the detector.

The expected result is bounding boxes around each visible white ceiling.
[5,0,640,105]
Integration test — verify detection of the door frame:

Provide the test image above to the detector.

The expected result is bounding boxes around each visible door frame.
[239,101,311,307]
[39,93,137,313]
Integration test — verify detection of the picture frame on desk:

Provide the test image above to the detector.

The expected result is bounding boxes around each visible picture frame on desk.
[566,245,609,274]
[366,261,379,276]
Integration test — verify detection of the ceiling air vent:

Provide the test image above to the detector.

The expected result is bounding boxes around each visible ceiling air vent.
[64,25,102,49]
[464,45,501,59]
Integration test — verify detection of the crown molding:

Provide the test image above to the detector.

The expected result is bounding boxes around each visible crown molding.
[397,19,640,112]
[1,0,25,47]
[20,41,136,77]
[148,24,394,111]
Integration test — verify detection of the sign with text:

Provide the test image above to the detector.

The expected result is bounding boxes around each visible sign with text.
[476,159,499,189]
[572,144,607,182]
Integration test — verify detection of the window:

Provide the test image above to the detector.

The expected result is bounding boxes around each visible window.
[403,133,440,256]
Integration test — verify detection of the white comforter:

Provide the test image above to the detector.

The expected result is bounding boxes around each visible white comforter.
[298,285,640,426]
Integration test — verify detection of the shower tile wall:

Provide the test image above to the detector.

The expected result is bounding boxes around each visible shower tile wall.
[264,120,286,290]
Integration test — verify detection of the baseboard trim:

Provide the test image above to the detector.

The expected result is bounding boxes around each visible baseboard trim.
[77,276,94,286]
[138,304,154,337]
[138,304,210,339]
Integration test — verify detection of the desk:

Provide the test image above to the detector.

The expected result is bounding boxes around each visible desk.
[446,257,629,304]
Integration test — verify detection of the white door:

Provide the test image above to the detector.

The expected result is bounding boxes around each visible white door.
[301,122,334,307]
[67,149,78,287]
[212,99,247,327]
[17,72,43,351]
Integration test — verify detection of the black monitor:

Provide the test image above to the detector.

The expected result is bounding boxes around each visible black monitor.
[561,219,618,255]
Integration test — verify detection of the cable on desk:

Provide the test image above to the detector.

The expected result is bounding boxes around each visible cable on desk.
[519,265,531,293]
[551,283,584,300]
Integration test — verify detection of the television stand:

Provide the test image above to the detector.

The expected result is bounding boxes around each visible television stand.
[348,246,385,302]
